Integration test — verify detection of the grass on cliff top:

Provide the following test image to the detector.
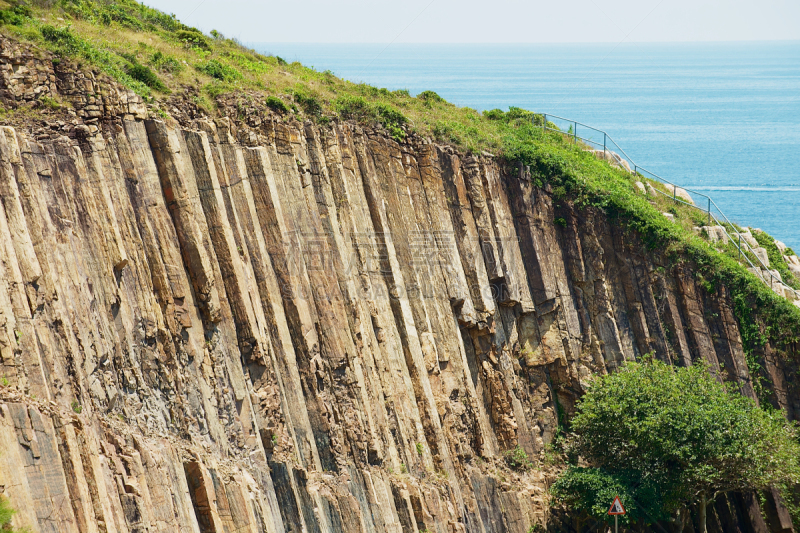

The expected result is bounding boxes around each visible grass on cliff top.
[2,0,800,364]
[0,0,505,144]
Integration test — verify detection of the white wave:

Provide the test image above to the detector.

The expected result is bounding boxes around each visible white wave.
[683,186,800,192]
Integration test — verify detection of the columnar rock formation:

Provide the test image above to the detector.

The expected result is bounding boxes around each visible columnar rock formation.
[1,38,798,533]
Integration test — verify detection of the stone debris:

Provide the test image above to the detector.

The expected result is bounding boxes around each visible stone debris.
[663,212,676,222]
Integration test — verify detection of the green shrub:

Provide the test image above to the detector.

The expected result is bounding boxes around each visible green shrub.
[196,59,241,82]
[126,61,165,90]
[265,95,289,114]
[224,50,271,75]
[505,106,534,121]
[313,69,334,84]
[334,96,407,141]
[103,3,144,30]
[334,95,371,120]
[41,24,82,54]
[0,4,31,26]
[149,50,183,73]
[417,90,444,103]
[175,29,210,51]
[204,82,231,99]
[483,108,505,120]
[135,4,187,32]
[503,445,533,471]
[293,89,322,118]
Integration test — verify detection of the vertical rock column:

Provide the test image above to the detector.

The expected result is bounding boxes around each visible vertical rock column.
[215,124,321,473]
[145,120,221,325]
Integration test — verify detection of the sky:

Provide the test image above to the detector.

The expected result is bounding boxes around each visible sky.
[140,0,800,43]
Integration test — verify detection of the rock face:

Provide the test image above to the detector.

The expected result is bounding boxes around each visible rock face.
[1,39,799,533]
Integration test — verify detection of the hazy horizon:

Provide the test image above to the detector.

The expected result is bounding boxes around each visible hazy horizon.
[142,0,800,44]
[248,40,800,45]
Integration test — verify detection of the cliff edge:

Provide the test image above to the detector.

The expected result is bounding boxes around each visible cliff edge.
[1,5,800,532]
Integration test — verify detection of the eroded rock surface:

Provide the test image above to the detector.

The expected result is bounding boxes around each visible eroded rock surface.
[0,36,798,533]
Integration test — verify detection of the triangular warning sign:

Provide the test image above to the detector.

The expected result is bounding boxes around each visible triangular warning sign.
[608,496,626,515]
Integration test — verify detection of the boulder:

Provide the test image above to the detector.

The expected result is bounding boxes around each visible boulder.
[765,270,785,296]
[758,269,782,295]
[666,184,695,205]
[739,229,758,248]
[647,183,659,197]
[662,212,675,223]
[775,240,787,253]
[634,181,646,195]
[753,247,770,267]
[701,226,729,244]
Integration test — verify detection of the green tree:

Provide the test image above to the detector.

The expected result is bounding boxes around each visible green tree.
[551,359,800,532]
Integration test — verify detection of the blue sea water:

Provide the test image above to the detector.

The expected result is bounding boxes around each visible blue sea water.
[251,42,800,250]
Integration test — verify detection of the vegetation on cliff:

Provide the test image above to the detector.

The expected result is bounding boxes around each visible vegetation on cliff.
[0,495,22,533]
[3,1,800,528]
[551,359,800,531]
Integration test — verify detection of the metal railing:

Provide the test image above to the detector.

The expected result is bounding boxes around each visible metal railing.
[536,113,799,301]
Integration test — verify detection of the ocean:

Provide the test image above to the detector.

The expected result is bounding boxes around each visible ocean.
[251,42,800,250]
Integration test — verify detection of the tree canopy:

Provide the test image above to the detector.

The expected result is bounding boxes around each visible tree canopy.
[551,359,800,531]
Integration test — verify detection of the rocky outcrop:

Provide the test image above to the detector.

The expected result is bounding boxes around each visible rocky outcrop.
[666,184,695,205]
[0,37,798,533]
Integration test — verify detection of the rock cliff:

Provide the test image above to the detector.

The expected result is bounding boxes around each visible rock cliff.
[0,34,798,533]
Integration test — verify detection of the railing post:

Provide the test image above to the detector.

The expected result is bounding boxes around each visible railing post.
[543,114,546,133]
[739,235,742,259]
[707,198,711,225]
[574,122,577,144]
[603,133,606,157]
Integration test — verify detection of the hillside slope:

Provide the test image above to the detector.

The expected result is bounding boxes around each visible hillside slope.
[1,2,800,532]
